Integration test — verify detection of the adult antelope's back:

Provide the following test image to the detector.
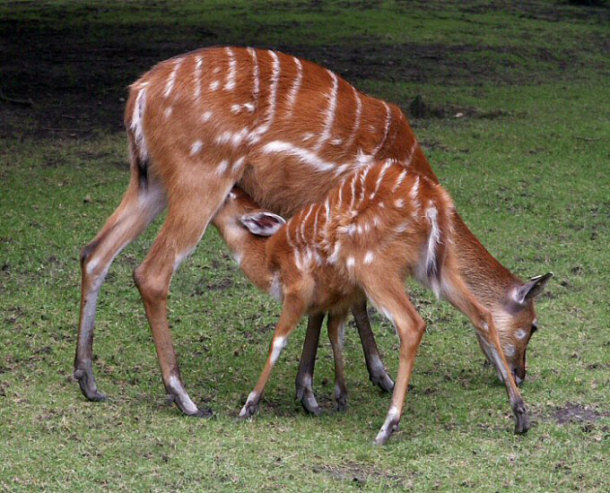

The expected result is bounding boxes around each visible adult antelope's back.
[76,46,551,419]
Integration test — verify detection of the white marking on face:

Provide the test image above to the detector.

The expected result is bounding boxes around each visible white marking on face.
[285,56,303,119]
[190,140,203,156]
[364,251,374,264]
[163,58,183,98]
[345,86,362,150]
[371,101,392,157]
[314,70,339,151]
[516,329,527,340]
[504,345,516,357]
[201,111,213,122]
[261,141,337,172]
[209,80,220,91]
[224,47,236,91]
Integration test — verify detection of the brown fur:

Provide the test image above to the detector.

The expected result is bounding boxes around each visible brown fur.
[75,46,548,423]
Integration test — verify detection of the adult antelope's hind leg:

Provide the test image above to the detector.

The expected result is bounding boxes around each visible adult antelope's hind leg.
[75,175,166,402]
[295,313,325,416]
[133,173,235,417]
[442,272,530,434]
[240,295,306,419]
[351,300,394,392]
[361,276,427,446]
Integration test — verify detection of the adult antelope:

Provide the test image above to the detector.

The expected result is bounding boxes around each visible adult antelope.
[75,46,551,421]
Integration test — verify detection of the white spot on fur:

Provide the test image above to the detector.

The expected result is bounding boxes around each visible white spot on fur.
[302,132,314,141]
[231,104,242,114]
[217,159,229,176]
[244,102,255,112]
[164,107,173,119]
[201,111,213,122]
[209,80,220,91]
[364,251,374,264]
[394,198,405,208]
[331,138,343,146]
[346,256,356,269]
[190,140,203,156]
[516,329,527,340]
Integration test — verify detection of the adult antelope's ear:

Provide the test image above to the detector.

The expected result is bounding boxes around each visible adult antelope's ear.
[513,273,553,305]
[240,212,286,237]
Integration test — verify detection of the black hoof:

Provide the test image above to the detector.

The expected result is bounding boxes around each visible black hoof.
[74,369,107,401]
[189,407,214,418]
[371,373,395,393]
[513,401,530,434]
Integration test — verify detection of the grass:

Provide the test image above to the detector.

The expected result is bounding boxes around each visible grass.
[1,0,609,490]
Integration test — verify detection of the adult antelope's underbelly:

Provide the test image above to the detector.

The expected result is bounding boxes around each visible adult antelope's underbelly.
[238,153,346,218]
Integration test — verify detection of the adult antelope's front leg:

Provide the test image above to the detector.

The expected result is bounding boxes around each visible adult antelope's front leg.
[134,174,235,417]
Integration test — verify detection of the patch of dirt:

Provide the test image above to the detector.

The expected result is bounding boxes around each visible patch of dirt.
[2,3,607,141]
[553,402,609,424]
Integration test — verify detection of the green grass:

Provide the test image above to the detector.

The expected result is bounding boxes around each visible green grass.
[1,1,609,490]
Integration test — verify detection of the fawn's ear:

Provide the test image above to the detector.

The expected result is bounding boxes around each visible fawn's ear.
[513,273,553,305]
[240,212,286,237]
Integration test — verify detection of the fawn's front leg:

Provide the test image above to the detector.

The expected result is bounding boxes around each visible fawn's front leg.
[240,295,306,418]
